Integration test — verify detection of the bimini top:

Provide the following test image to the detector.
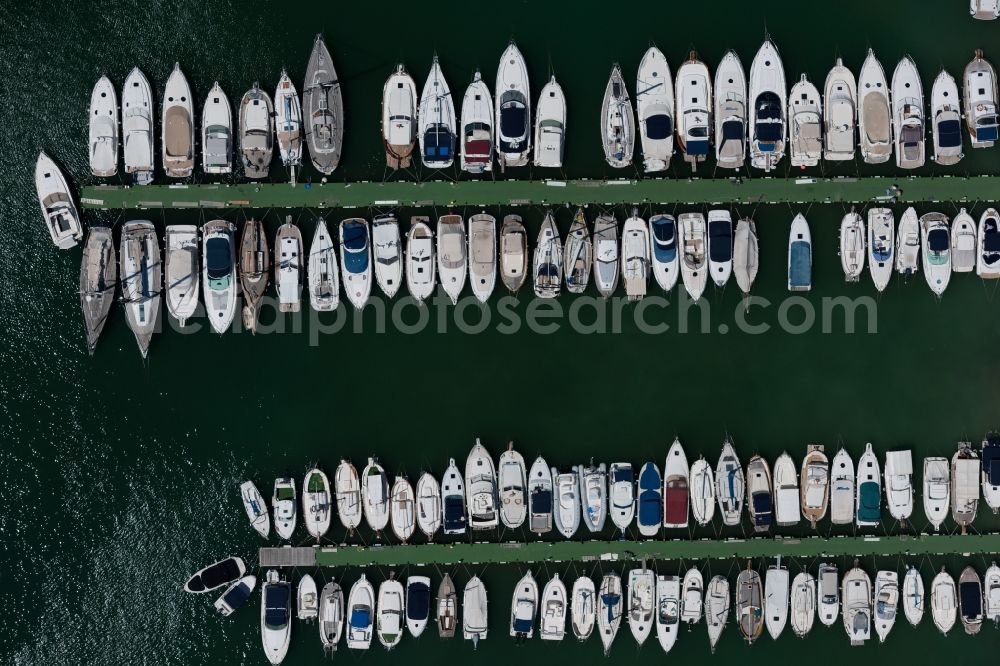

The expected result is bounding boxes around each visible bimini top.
[651,217,677,262]
[857,481,881,523]
[443,494,466,532]
[342,222,369,273]
[751,491,773,526]
[350,606,371,629]
[206,236,233,288]
[406,581,430,620]
[265,584,291,629]
[709,219,733,262]
[789,241,811,288]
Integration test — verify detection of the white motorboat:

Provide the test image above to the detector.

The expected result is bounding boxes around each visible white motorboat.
[977,209,1000,278]
[679,212,708,301]
[298,574,319,621]
[953,442,980,531]
[437,214,467,304]
[680,568,703,625]
[372,215,402,299]
[608,462,635,531]
[460,71,494,174]
[714,50,747,169]
[571,576,597,640]
[540,574,568,641]
[534,76,566,168]
[498,443,527,529]
[737,565,764,644]
[274,70,303,181]
[746,455,774,532]
[675,52,712,170]
[303,35,344,175]
[884,450,914,524]
[818,563,839,626]
[921,212,952,296]
[339,218,372,310]
[389,476,416,543]
[923,456,951,530]
[184,556,246,594]
[896,206,921,277]
[528,456,553,534]
[891,56,925,169]
[931,569,957,635]
[704,575,729,653]
[839,211,866,282]
[578,460,607,532]
[415,472,442,538]
[823,59,857,161]
[465,440,499,530]
[272,477,297,540]
[972,0,1000,18]
[406,576,432,638]
[239,83,274,179]
[463,576,489,646]
[789,74,822,167]
[202,82,232,174]
[621,211,649,300]
[437,575,458,639]
[931,69,964,165]
[982,433,1000,511]
[654,574,680,653]
[405,217,436,303]
[89,76,118,176]
[495,41,531,168]
[377,579,405,649]
[842,565,872,645]
[346,575,375,649]
[119,221,161,357]
[903,566,925,626]
[334,461,362,531]
[984,563,1000,622]
[858,49,892,164]
[715,438,744,526]
[564,208,592,294]
[627,567,655,645]
[637,46,674,172]
[601,64,634,167]
[552,467,580,538]
[856,443,881,528]
[418,55,457,169]
[162,63,194,178]
[787,213,812,292]
[649,214,679,292]
[960,566,984,635]
[964,49,1000,148]
[122,67,154,184]
[361,457,389,533]
[689,457,715,526]
[201,220,237,333]
[164,225,199,328]
[733,218,759,308]
[952,208,977,273]
[663,439,690,529]
[215,575,257,617]
[637,461,662,536]
[275,219,303,313]
[468,213,497,302]
[510,571,538,640]
[308,218,339,311]
[442,458,467,535]
[35,152,82,249]
[873,570,899,642]
[799,444,829,528]
[500,215,528,292]
[381,64,417,169]
[867,208,894,291]
[534,212,564,298]
[592,214,619,298]
[302,467,332,540]
[749,39,787,171]
[773,452,800,527]
[765,560,789,640]
[790,572,816,638]
[707,210,733,288]
[597,573,623,655]
[240,480,270,538]
[261,570,292,664]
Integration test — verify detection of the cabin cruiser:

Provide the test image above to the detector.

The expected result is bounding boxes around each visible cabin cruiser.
[389,477,415,542]
[787,213,812,292]
[239,483,269,540]
[789,74,822,167]
[375,580,406,649]
[495,41,531,168]
[164,225,199,328]
[121,67,154,184]
[201,82,232,174]
[679,212,708,301]
[680,568,703,625]
[361,458,389,532]
[465,440,498,530]
[35,152,82,249]
[89,76,118,176]
[552,467,580,538]
[715,439,744,526]
[773,453,800,527]
[896,207,921,277]
[818,563,839,626]
[921,212,952,296]
[201,220,237,333]
[308,219,339,311]
[884,449,914,524]
[592,214,619,297]
[528,456,553,534]
[272,477,297,540]
[982,433,1000,511]
[564,208,592,294]
[510,571,538,640]
[903,566,925,626]
[800,445,829,528]
[406,576,432,638]
[637,461,662,537]
[406,217,436,303]
[540,574,568,641]
[381,64,417,169]
[578,461,607,532]
[663,439,689,529]
[239,84,274,179]
[842,565,872,645]
[675,52,712,170]
[824,59,857,161]
[746,455,773,532]
[733,219,759,308]
[654,574,680,653]
[924,456,951,530]
[437,214,467,304]
[952,208,977,272]
[868,208,894,291]
[597,574,623,655]
[601,64,634,167]
[119,220,161,357]
[984,563,1000,622]
[442,458,467,535]
[500,215,528,292]
[840,211,866,282]
[858,50,892,164]
[736,565,764,644]
[184,556,246,594]
[533,212,562,298]
[649,214,679,292]
[714,50,747,169]
[274,70,303,182]
[855,443,881,528]
[275,218,303,313]
[334,460,362,531]
[463,577,489,646]
[953,442,980,531]
[977,209,1000,278]
[704,575,729,652]
[931,70,964,165]
[418,55,456,169]
[346,575,375,649]
[636,46,674,172]
[372,215,402,298]
[608,462,635,531]
[534,76,566,168]
[689,457,715,526]
[415,472,441,538]
[498,444,527,529]
[460,71,494,173]
[830,448,855,525]
[571,576,596,640]
[959,566,983,635]
[707,210,733,288]
[790,572,816,638]
[627,567,655,645]
[765,560,789,640]
[749,39,787,171]
[468,213,497,302]
[162,63,194,178]
[874,571,899,642]
[261,570,292,664]
[891,56,925,169]
[621,211,649,300]
[964,49,999,148]
[932,569,957,635]
[303,35,344,174]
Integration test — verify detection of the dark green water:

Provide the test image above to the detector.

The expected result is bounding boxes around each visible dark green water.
[6,1,1000,664]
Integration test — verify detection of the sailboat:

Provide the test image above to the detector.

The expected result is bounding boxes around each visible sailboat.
[867,208,894,291]
[733,218,759,309]
[705,575,729,652]
[789,74,822,167]
[790,572,816,638]
[534,76,567,168]
[715,438,745,526]
[931,69,964,165]
[274,70,303,182]
[714,50,747,169]
[858,49,892,164]
[839,211,866,282]
[119,220,161,358]
[736,565,764,644]
[533,212,562,298]
[749,38,787,171]
[823,59,857,161]
[891,56,925,169]
[437,575,458,638]
[675,52,712,169]
[308,218,339,311]
[418,55,457,169]
[597,574,623,655]
[689,456,715,526]
[903,566,925,626]
[334,460,362,531]
[571,576,597,640]
[601,64,635,167]
[564,208,593,294]
[389,476,416,543]
[636,46,674,172]
[302,35,344,174]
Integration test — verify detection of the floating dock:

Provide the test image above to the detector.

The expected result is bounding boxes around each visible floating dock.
[80,175,1000,211]
[259,532,1000,568]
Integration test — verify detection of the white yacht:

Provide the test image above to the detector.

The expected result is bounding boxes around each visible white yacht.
[338,218,371,310]
[540,574,568,641]
[621,211,649,300]
[465,440,499,530]
[406,576,431,638]
[442,458,467,535]
[460,71,494,174]
[308,219,339,312]
[564,208,592,294]
[903,566,925,626]
[663,439,690,529]
[842,565,872,645]
[747,455,774,532]
[552,467,580,538]
[984,563,1000,622]
[275,219,303,313]
[298,574,319,621]
[376,578,404,649]
[389,476,415,543]
[597,574,623,655]
[578,461,607,532]
[418,55,457,169]
[932,569,957,635]
[855,443,882,528]
[977,209,1000,278]
[858,50,892,164]
[818,563,839,627]
[704,575,729,653]
[261,570,292,664]
[495,41,531,168]
[381,64,417,169]
[923,456,951,531]
[372,215,402,299]
[405,217,436,303]
[714,50,747,169]
[829,447,855,525]
[89,76,118,177]
[749,39,787,171]
[982,433,1000,510]
[952,208,978,273]
[534,76,566,168]
[649,214,679,292]
[415,472,441,538]
[707,209,733,287]
[119,220,161,357]
[121,67,154,184]
[931,69,964,165]
[361,457,389,533]
[533,212,562,299]
[789,74,822,167]
[239,83,274,179]
[272,477,297,541]
[654,574,680,653]
[608,462,635,531]
[571,576,596,640]
[214,575,257,617]
[468,213,497,302]
[867,208,894,291]
[680,568,704,625]
[873,570,899,642]
[884,450,914,524]
[679,212,708,301]
[240,480,270,538]
[437,214,467,304]
[510,571,538,640]
[964,49,1000,148]
[334,460,362,532]
[636,46,674,172]
[733,218,759,308]
[500,215,528,292]
[787,213,812,292]
[35,152,82,249]
[790,572,816,638]
[592,214,619,298]
[953,442,980,531]
[162,63,194,178]
[896,207,921,278]
[773,453,800,527]
[675,52,712,170]
[601,64,634,167]
[498,444,527,529]
[800,445,829,528]
[346,575,375,649]
[627,567,655,645]
[824,59,857,161]
[201,220,237,333]
[960,566,983,635]
[839,211,866,282]
[689,457,715,526]
[164,225,199,328]
[201,82,232,174]
[715,439,744,526]
[275,70,303,181]
[891,56,925,169]
[463,576,489,646]
[765,560,789,640]
[528,457,554,534]
[921,212,952,296]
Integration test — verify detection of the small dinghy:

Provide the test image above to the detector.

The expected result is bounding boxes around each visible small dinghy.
[689,457,715,526]
[637,46,674,172]
[534,76,566,168]
[858,49,892,164]
[839,211,866,282]
[201,82,232,174]
[164,225,199,328]
[984,563,1000,622]
[302,35,344,174]
[654,574,680,653]
[495,41,531,168]
[274,70,303,182]
[856,443,881,528]
[748,39,787,172]
[438,214,467,304]
[923,456,951,530]
[800,445,829,528]
[608,462,635,531]
[707,210,733,288]
[498,443,527,529]
[621,211,650,300]
[786,213,812,292]
[185,556,246,594]
[715,50,747,170]
[977,209,1000,278]
[35,152,82,249]
[773,452,800,527]
[592,214,619,298]
[681,568,703,625]
[275,218,303,313]
[931,69,964,165]
[418,55,456,169]
[389,476,416,543]
[637,461,662,537]
[765,560,789,640]
[747,455,773,532]
[903,566,925,626]
[510,571,538,640]
[842,564,872,645]
[201,220,237,333]
[302,467,332,539]
[873,571,899,642]
[121,67,155,184]
[818,563,839,626]
[462,576,489,646]
[578,460,607,532]
[964,49,1000,148]
[334,460,362,532]
[442,457,467,535]
[931,569,957,635]
[736,565,764,644]
[339,218,372,310]
[952,208,978,273]
[982,433,1000,511]
[79,227,116,355]
[680,212,708,301]
[528,456,553,534]
[381,64,417,169]
[790,572,816,638]
[308,218,339,312]
[261,570,292,664]
[830,447,855,524]
[649,214,679,293]
[705,575,729,653]
[298,574,319,621]
[789,74,822,167]
[663,439,690,529]
[884,450,914,525]
[896,207,921,278]
[468,213,497,302]
[571,576,597,640]
[465,440,499,530]
[627,567,655,645]
[601,64,635,167]
[823,59,857,161]
[675,52,712,170]
[500,215,528,292]
[405,217,436,303]
[715,439,744,526]
[921,212,952,296]
[372,215,403,299]
[162,63,194,178]
[240,84,274,179]
[437,575,458,638]
[240,480,270,538]
[240,218,270,333]
[960,567,984,635]
[319,582,344,652]
[891,56,925,169]
[540,574,568,641]
[415,472,442,538]
[272,478,297,540]
[361,457,389,533]
[533,212,563,298]
[377,578,405,649]
[564,208,593,294]
[552,467,581,538]
[89,76,118,177]
[215,575,257,617]
[952,442,980,531]
[459,71,494,174]
[346,575,375,649]
[120,221,161,357]
[867,208,894,291]
[733,219,759,309]
[598,573,623,655]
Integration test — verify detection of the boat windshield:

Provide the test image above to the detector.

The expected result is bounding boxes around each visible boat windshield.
[206,237,231,280]
[645,114,672,140]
